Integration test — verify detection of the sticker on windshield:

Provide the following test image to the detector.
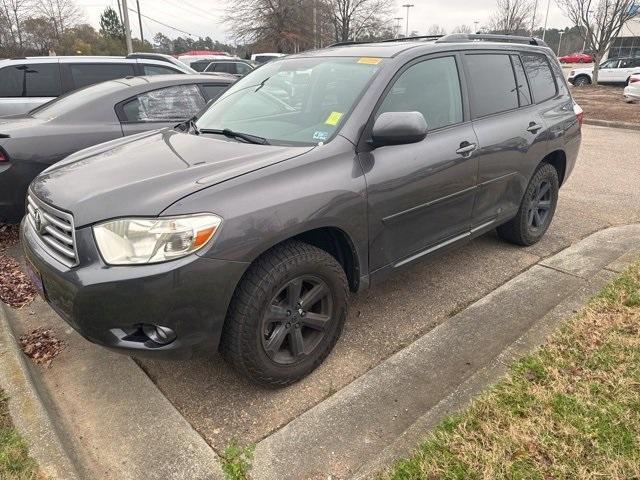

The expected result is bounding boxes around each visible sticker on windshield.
[357,57,382,65]
[313,131,329,141]
[325,112,343,126]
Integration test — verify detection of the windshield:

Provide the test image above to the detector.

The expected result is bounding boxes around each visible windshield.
[195,56,384,146]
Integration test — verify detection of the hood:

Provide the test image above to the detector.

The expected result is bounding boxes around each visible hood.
[31,129,314,227]
[570,67,593,75]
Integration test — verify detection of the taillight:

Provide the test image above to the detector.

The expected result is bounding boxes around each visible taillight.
[630,77,640,84]
[0,150,7,162]
[573,102,584,126]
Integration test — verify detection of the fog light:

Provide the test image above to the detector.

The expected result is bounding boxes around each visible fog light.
[142,325,176,345]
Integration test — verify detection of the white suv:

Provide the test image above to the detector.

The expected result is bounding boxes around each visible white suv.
[0,55,194,116]
[568,57,640,86]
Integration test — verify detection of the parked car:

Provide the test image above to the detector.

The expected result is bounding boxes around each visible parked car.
[623,73,640,102]
[568,56,640,86]
[558,52,593,63]
[0,74,234,222]
[251,53,286,64]
[22,34,581,386]
[178,54,231,69]
[204,59,255,77]
[0,55,195,116]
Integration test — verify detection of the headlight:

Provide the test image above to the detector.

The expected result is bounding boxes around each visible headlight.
[93,214,222,265]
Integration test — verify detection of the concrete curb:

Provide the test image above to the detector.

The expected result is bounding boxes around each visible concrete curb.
[250,224,640,480]
[584,118,640,131]
[0,302,82,480]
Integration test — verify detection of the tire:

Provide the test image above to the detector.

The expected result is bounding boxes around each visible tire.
[573,76,591,86]
[497,163,559,246]
[220,240,348,387]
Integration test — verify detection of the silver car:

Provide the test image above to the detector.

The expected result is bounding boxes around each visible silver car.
[0,55,195,116]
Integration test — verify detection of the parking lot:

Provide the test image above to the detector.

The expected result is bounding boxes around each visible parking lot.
[131,123,640,449]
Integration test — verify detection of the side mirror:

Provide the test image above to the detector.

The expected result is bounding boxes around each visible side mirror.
[371,111,428,147]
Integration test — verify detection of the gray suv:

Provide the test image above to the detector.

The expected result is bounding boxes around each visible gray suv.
[21,34,582,386]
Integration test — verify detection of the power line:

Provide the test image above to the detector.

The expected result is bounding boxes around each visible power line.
[127,6,207,37]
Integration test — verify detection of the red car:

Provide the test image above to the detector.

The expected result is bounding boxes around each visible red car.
[558,52,594,63]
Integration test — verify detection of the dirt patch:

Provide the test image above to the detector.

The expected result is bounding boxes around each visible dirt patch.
[571,85,639,125]
[19,327,65,367]
[0,224,36,309]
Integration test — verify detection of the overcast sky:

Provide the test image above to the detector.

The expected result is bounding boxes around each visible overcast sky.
[75,0,573,43]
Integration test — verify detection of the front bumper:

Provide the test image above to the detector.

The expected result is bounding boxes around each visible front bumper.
[21,217,249,358]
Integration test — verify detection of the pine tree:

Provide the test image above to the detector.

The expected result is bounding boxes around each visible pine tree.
[100,6,124,39]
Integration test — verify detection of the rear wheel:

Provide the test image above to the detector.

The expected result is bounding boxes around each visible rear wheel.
[220,240,348,387]
[497,163,559,246]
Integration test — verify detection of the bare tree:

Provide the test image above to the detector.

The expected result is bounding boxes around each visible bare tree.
[427,24,447,35]
[35,0,81,41]
[557,0,639,83]
[327,0,393,42]
[452,24,473,34]
[225,0,311,52]
[489,0,535,34]
[0,0,31,53]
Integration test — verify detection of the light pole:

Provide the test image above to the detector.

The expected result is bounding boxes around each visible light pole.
[558,30,564,56]
[402,4,414,38]
[531,0,538,35]
[394,17,403,38]
[541,0,550,41]
[121,0,133,54]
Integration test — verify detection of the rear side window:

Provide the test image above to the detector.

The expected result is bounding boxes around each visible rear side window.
[465,54,518,117]
[237,63,251,75]
[521,54,557,103]
[511,55,531,106]
[191,61,210,72]
[70,63,135,89]
[120,84,206,122]
[201,84,227,101]
[143,64,181,75]
[377,56,463,131]
[0,63,60,97]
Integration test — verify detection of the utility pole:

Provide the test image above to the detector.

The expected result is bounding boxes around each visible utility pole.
[313,0,317,49]
[402,4,414,38]
[116,0,123,24]
[558,30,564,55]
[136,0,144,44]
[541,0,550,41]
[121,0,133,54]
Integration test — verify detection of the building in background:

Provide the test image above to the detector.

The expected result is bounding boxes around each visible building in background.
[609,14,640,58]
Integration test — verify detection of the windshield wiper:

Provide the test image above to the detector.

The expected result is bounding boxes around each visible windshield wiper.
[199,128,270,145]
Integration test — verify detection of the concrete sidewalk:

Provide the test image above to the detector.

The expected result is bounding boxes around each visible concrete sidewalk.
[1,224,639,479]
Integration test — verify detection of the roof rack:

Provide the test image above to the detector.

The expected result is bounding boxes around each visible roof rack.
[436,33,547,47]
[327,35,443,48]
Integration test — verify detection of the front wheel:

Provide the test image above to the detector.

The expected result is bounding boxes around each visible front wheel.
[573,76,591,86]
[497,163,559,246]
[220,240,348,387]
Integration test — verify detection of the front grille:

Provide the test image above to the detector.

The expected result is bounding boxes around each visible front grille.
[26,194,78,268]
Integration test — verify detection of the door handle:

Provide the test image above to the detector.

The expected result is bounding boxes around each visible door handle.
[527,122,543,133]
[456,141,477,156]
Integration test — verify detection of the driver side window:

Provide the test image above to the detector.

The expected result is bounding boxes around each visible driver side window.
[377,56,463,131]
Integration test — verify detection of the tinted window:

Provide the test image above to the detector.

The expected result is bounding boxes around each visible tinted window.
[600,58,619,69]
[0,66,23,96]
[120,84,206,122]
[216,63,236,74]
[0,63,60,97]
[521,54,557,103]
[236,63,251,74]
[70,63,135,88]
[143,64,180,75]
[201,84,227,101]
[466,54,518,117]
[377,56,463,131]
[511,55,531,106]
[191,61,211,72]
